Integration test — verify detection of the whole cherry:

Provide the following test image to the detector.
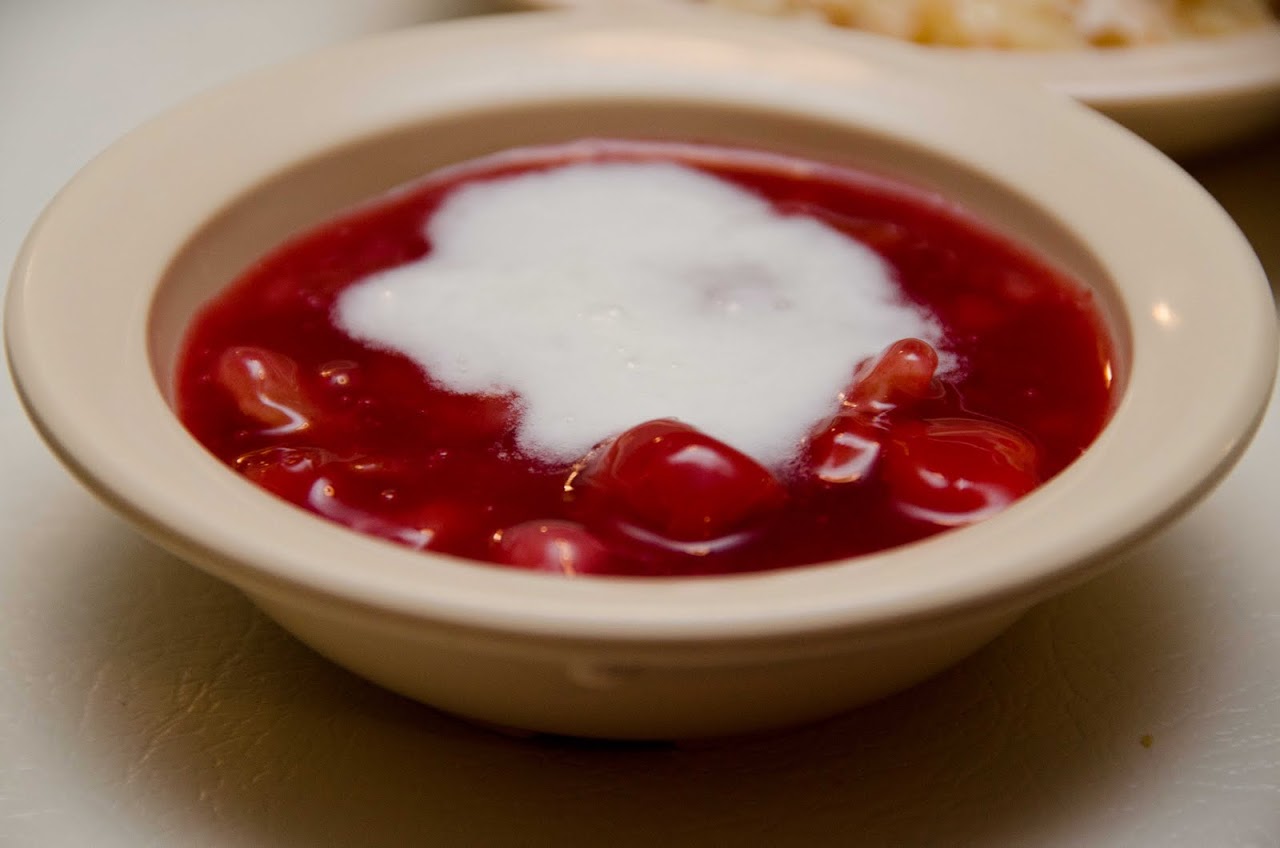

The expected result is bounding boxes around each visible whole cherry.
[882,417,1041,526]
[571,419,786,542]
[491,520,611,575]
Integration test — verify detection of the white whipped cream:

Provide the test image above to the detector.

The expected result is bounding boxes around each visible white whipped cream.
[336,159,943,467]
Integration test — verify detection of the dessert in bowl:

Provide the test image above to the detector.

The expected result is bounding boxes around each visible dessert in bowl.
[6,12,1275,738]
[178,137,1116,577]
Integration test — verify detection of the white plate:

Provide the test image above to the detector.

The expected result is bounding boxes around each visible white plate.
[520,0,1280,156]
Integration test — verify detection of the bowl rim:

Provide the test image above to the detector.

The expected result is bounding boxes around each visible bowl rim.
[6,11,1276,643]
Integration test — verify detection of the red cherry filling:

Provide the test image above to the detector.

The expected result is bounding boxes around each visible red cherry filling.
[178,144,1116,576]
[235,446,333,501]
[221,337,1048,571]
[491,520,610,575]
[881,418,1041,526]
[235,445,493,551]
[304,475,440,549]
[572,419,787,542]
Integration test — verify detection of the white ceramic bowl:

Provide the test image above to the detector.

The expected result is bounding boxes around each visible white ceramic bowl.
[518,1,1280,157]
[6,11,1276,739]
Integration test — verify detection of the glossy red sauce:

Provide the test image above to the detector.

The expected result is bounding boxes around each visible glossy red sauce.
[176,141,1115,576]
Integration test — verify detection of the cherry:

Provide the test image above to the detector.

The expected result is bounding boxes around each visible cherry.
[807,414,887,485]
[882,417,1040,526]
[805,339,941,486]
[491,520,611,575]
[215,346,317,434]
[843,338,941,416]
[572,419,786,542]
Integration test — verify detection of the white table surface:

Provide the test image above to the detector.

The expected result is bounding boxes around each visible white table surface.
[2,2,1279,845]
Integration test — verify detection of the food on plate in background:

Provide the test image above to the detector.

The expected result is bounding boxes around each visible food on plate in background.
[702,0,1277,48]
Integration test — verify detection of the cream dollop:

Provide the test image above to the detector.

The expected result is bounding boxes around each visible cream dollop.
[335,160,943,467]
